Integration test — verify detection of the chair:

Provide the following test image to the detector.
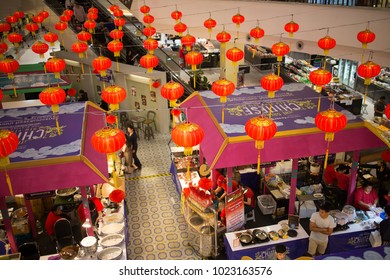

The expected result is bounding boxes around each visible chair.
[143,110,157,132]
[245,209,256,223]
[54,218,76,251]
[144,126,154,140]
[119,112,129,130]
[18,242,40,260]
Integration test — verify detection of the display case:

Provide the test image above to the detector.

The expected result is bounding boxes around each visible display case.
[324,84,363,115]
[244,44,277,71]
[280,59,317,85]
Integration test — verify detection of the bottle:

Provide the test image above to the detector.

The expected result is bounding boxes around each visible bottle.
[36,220,43,234]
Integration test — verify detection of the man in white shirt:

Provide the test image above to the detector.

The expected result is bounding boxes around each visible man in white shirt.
[307,201,336,256]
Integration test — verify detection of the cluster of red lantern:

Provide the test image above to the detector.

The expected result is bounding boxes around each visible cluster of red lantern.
[204,16,217,39]
[0,129,19,195]
[261,74,284,98]
[45,57,66,79]
[39,86,67,134]
[32,41,49,58]
[92,56,112,77]
[318,35,336,56]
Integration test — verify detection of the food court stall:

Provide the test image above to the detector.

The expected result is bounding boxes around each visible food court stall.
[179,83,386,258]
[0,101,118,255]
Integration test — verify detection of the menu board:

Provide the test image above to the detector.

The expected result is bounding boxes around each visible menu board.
[226,188,245,232]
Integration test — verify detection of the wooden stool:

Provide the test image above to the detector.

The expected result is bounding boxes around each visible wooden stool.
[144,126,154,140]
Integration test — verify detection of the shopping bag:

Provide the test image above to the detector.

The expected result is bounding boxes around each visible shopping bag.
[369,230,382,247]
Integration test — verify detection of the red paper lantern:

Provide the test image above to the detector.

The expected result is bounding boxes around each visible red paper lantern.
[181,33,196,51]
[309,69,332,92]
[45,57,66,79]
[250,26,265,43]
[226,47,244,66]
[101,85,127,111]
[171,108,182,117]
[142,26,156,37]
[54,21,68,33]
[113,17,126,30]
[385,104,390,120]
[14,11,25,21]
[284,20,299,37]
[0,89,3,101]
[0,129,19,195]
[171,10,182,22]
[185,51,203,71]
[25,23,39,36]
[140,54,159,73]
[32,15,44,25]
[171,122,205,156]
[7,32,23,48]
[60,14,71,22]
[77,30,91,42]
[44,32,59,46]
[87,12,98,21]
[106,114,117,124]
[143,14,154,24]
[71,41,88,58]
[161,81,184,107]
[174,22,187,36]
[83,20,96,33]
[204,18,217,34]
[232,13,245,28]
[109,189,125,203]
[113,9,123,18]
[39,10,49,19]
[0,23,11,34]
[216,31,231,47]
[272,41,290,62]
[245,116,277,173]
[39,86,66,109]
[357,60,381,85]
[32,41,49,58]
[140,5,150,14]
[110,5,120,12]
[261,74,284,98]
[6,16,18,26]
[67,88,77,97]
[63,9,73,17]
[107,40,123,57]
[315,109,347,142]
[0,42,9,57]
[92,56,112,77]
[152,80,161,88]
[318,35,336,56]
[143,38,158,54]
[357,29,376,49]
[88,7,98,14]
[109,29,124,40]
[212,79,235,103]
[91,127,126,154]
[381,149,390,163]
[0,58,19,79]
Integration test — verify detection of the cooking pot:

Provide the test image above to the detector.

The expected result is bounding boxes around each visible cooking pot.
[239,232,253,244]
[80,236,97,257]
[59,245,79,260]
[287,229,298,237]
[200,225,214,234]
[268,230,279,240]
[278,229,287,239]
[252,229,268,241]
[189,215,204,227]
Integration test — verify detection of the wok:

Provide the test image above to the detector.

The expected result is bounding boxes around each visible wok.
[190,215,204,227]
[252,229,268,241]
[287,229,298,237]
[239,232,253,244]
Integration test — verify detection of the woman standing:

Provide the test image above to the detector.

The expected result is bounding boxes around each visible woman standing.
[126,124,142,171]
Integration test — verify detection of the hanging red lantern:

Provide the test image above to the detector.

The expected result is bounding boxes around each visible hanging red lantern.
[110,5,120,12]
[6,16,18,27]
[113,9,123,18]
[39,86,67,135]
[357,29,376,50]
[385,104,390,120]
[0,58,19,79]
[106,114,117,125]
[272,41,290,62]
[143,38,158,54]
[226,47,244,66]
[185,51,203,71]
[160,81,184,107]
[92,56,112,77]
[32,41,49,58]
[250,26,265,43]
[381,149,390,163]
[44,31,59,46]
[88,7,98,14]
[0,42,8,58]
[171,108,182,117]
[83,20,96,33]
[204,17,217,38]
[284,20,299,38]
[143,14,154,25]
[174,22,187,36]
[140,5,150,14]
[63,9,73,17]
[245,116,277,173]
[67,88,77,97]
[45,57,66,79]
[101,85,127,111]
[107,40,123,57]
[77,30,91,42]
[232,13,245,28]
[109,189,125,203]
[32,15,44,25]
[113,17,126,30]
[171,122,205,156]
[309,69,332,92]
[109,29,124,40]
[0,89,3,101]
[357,60,381,85]
[140,54,159,73]
[212,78,235,103]
[0,129,19,196]
[54,21,68,33]
[0,22,11,35]
[181,33,196,51]
[14,11,25,23]
[216,30,231,48]
[152,80,161,88]
[318,35,336,56]
[39,10,50,19]
[87,12,98,21]
[260,74,284,98]
[7,32,23,48]
[25,23,39,36]
[60,14,72,22]
[142,26,156,37]
[171,10,182,22]
[71,41,88,58]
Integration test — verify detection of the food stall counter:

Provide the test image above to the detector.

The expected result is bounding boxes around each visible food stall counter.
[223,223,309,260]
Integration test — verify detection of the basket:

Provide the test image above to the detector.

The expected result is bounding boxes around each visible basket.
[257,195,276,215]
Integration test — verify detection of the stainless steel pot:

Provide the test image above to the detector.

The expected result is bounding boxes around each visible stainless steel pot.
[80,236,97,256]
[239,232,253,244]
[252,229,268,241]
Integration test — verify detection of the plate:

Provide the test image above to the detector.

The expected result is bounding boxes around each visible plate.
[313,193,323,198]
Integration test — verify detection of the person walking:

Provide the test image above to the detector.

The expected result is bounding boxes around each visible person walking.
[374,96,386,118]
[126,124,142,171]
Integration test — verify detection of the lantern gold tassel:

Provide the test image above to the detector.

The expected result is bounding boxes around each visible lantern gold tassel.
[222,106,225,124]
[5,171,14,196]
[184,147,193,156]
[317,92,321,112]
[268,103,273,119]
[257,149,261,174]
[323,141,330,170]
